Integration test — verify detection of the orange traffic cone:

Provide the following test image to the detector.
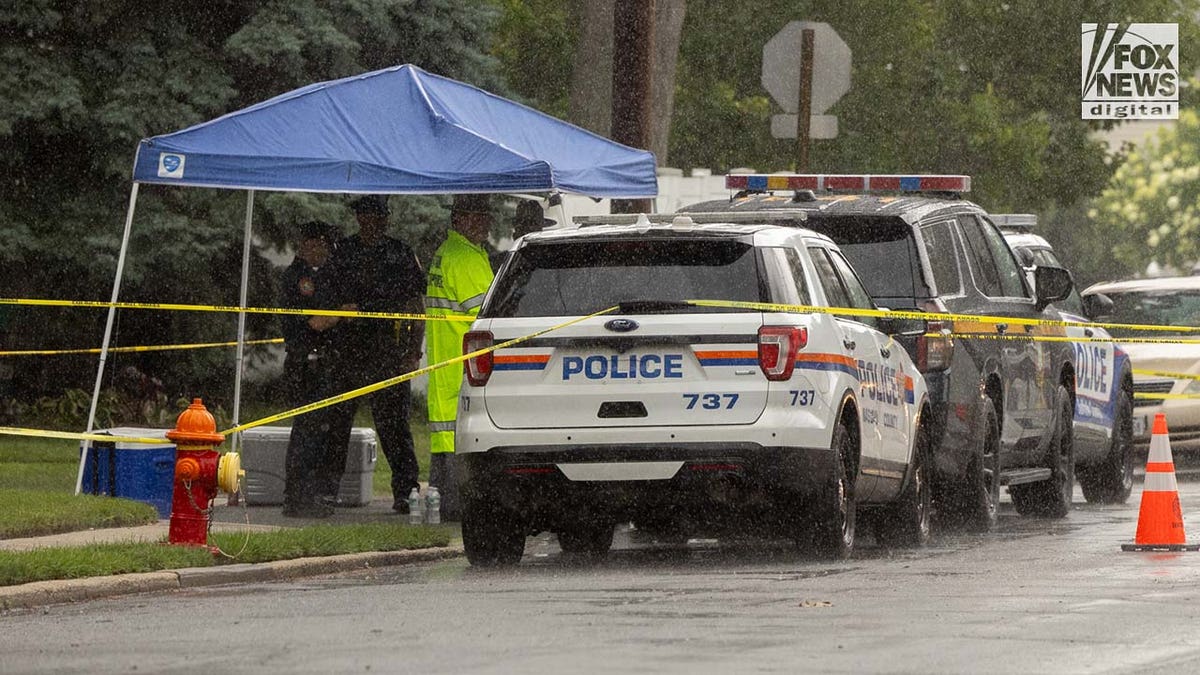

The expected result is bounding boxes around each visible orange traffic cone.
[1122,413,1200,551]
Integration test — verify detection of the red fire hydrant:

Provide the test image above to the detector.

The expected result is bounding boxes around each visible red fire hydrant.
[165,398,241,547]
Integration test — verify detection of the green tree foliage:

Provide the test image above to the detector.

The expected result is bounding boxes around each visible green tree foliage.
[1091,107,1200,276]
[0,0,502,404]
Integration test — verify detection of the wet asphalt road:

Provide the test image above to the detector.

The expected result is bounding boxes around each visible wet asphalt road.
[4,480,1200,675]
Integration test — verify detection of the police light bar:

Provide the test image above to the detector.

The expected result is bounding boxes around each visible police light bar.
[991,214,1037,231]
[725,174,971,194]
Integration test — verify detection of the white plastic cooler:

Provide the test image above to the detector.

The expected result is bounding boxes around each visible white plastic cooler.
[239,426,377,506]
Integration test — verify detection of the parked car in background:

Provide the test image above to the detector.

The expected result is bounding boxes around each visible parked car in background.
[997,215,1135,503]
[682,175,1078,531]
[1082,276,1200,454]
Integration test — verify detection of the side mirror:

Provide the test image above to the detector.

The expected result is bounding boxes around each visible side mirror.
[1081,292,1114,321]
[877,310,928,336]
[1034,265,1074,311]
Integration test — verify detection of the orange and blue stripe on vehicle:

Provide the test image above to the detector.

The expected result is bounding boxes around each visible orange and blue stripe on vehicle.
[795,353,860,378]
[493,353,551,371]
[695,350,758,367]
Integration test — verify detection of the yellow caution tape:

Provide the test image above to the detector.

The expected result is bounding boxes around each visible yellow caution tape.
[0,427,168,444]
[938,333,1200,345]
[685,298,1200,334]
[1133,393,1200,400]
[1132,369,1200,382]
[0,308,620,444]
[0,297,469,323]
[219,305,621,435]
[0,338,283,357]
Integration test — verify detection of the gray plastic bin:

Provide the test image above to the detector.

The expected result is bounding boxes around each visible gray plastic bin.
[240,426,376,506]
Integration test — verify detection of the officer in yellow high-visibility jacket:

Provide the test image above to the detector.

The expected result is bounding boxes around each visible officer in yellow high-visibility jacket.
[425,194,495,521]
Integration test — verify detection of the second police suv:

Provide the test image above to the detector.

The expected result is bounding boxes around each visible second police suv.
[454,209,932,565]
[684,175,1087,532]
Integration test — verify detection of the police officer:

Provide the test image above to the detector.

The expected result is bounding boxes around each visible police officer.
[426,194,496,521]
[280,221,348,518]
[322,195,425,513]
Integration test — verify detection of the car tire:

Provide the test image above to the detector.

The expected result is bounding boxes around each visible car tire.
[944,402,1000,533]
[462,500,526,567]
[811,416,856,559]
[878,422,933,548]
[1011,385,1075,518]
[557,522,615,559]
[1079,388,1134,504]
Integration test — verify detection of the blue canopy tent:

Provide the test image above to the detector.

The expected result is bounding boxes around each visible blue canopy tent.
[78,64,657,493]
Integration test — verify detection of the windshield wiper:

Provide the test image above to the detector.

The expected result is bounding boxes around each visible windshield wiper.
[616,299,695,314]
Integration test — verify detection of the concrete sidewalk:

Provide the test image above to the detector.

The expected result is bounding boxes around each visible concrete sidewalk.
[0,494,462,611]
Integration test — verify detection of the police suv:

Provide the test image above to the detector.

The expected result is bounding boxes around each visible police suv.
[683,176,1079,532]
[455,212,932,565]
[997,214,1135,504]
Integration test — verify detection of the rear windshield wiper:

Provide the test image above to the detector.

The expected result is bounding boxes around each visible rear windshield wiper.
[616,299,696,314]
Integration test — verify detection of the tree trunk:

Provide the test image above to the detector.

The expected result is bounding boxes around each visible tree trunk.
[649,0,685,166]
[568,0,614,136]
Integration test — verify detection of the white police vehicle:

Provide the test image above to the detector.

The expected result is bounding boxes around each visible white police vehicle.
[455,212,931,565]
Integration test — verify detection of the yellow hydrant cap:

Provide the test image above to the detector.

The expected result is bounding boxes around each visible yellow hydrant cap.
[165,398,226,445]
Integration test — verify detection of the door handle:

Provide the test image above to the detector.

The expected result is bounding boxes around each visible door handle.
[1084,328,1094,338]
[880,347,891,359]
[996,323,1008,334]
[842,338,856,350]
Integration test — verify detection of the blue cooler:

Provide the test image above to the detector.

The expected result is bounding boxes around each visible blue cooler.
[80,428,175,518]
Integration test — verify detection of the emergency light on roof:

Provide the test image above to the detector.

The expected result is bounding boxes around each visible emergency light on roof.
[726,174,971,194]
[991,214,1038,230]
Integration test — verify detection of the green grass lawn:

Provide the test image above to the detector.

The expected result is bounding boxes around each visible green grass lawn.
[0,523,452,586]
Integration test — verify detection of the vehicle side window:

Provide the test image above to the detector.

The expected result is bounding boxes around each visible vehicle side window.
[977,218,1029,297]
[760,247,812,306]
[958,215,1004,297]
[808,246,851,309]
[828,249,879,329]
[919,220,963,296]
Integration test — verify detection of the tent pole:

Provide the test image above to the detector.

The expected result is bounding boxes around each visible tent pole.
[76,182,141,495]
[231,189,255,453]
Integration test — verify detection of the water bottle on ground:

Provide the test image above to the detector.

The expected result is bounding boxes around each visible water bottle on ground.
[426,486,441,525]
[407,488,423,526]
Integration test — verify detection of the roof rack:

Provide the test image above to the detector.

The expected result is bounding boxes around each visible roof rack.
[571,211,809,226]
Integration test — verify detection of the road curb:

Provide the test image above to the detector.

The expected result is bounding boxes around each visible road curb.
[0,545,463,611]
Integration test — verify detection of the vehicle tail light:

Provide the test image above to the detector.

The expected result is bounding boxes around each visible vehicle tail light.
[917,318,954,372]
[758,326,807,381]
[463,330,494,386]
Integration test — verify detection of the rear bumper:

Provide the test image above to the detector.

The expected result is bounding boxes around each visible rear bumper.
[458,443,835,533]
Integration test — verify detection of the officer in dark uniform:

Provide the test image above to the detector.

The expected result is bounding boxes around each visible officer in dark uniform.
[280,221,349,518]
[322,195,425,513]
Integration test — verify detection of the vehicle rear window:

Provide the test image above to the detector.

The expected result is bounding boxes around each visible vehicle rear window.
[805,216,921,305]
[484,238,764,317]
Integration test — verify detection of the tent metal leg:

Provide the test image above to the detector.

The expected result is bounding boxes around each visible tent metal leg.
[77,183,140,495]
[231,189,255,452]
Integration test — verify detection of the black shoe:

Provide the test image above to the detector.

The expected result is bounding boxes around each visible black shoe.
[282,502,335,518]
[392,499,410,515]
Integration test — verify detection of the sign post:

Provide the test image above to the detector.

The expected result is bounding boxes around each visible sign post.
[762,21,851,167]
[796,28,815,171]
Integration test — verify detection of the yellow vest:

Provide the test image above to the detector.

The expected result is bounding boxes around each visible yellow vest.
[425,230,494,454]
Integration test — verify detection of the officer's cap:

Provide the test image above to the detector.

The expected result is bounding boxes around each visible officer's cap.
[350,194,391,216]
[451,193,492,215]
[298,220,340,244]
[515,200,554,228]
